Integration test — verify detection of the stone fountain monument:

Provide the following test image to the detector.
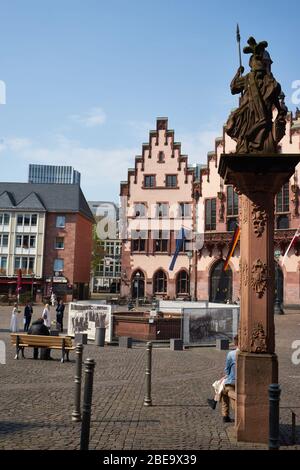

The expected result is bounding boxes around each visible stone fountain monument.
[218,36,300,443]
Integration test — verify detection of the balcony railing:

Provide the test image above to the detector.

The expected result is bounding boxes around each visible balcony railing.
[14,269,34,276]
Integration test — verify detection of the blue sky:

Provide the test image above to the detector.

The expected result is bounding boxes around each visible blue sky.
[0,0,299,202]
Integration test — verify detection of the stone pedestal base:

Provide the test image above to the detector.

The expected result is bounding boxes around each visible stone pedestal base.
[236,351,278,444]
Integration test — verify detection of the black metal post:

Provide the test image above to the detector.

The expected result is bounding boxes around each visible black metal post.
[292,411,296,445]
[72,343,83,422]
[143,341,152,406]
[95,327,105,347]
[80,358,96,450]
[269,383,281,450]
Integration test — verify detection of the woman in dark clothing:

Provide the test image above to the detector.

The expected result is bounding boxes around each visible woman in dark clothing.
[56,300,65,332]
[24,303,33,332]
[28,318,50,359]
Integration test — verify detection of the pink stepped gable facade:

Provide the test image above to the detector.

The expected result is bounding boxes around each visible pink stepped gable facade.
[120,112,300,308]
[120,118,199,300]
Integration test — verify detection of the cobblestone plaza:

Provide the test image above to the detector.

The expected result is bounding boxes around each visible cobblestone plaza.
[0,306,299,450]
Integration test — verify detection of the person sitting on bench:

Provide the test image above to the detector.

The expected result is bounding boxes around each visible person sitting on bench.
[28,318,51,359]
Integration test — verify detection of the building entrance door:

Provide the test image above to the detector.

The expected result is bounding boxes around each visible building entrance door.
[209,259,233,303]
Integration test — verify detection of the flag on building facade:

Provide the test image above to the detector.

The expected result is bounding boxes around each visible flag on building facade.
[281,228,300,266]
[223,225,241,271]
[169,227,186,271]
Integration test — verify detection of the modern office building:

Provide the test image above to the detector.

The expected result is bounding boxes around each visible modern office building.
[0,183,93,301]
[28,164,81,185]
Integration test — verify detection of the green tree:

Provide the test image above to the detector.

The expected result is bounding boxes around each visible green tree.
[91,225,106,275]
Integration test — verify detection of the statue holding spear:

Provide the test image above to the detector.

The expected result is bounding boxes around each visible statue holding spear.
[225,30,287,154]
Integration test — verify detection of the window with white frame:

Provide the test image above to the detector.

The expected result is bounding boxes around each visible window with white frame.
[16,235,36,249]
[0,256,7,272]
[56,216,66,228]
[16,214,38,226]
[0,234,9,247]
[55,237,64,249]
[53,258,64,272]
[134,203,146,217]
[156,203,169,218]
[0,213,10,225]
[14,256,35,273]
[178,203,191,218]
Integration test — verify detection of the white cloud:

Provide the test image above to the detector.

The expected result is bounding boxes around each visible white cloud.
[0,137,32,152]
[69,107,106,128]
[177,129,221,163]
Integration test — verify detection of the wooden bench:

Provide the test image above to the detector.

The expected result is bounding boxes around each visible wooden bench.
[11,334,75,363]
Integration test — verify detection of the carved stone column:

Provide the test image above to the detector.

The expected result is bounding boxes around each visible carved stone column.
[219,154,300,444]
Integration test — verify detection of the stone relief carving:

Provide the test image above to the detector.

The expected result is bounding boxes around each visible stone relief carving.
[250,322,267,353]
[250,259,268,298]
[242,260,248,287]
[252,203,267,237]
[242,196,248,224]
[239,259,248,289]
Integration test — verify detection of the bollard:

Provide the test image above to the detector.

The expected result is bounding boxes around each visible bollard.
[292,411,296,445]
[269,383,281,450]
[72,343,83,422]
[143,342,152,407]
[80,358,96,450]
[95,327,105,347]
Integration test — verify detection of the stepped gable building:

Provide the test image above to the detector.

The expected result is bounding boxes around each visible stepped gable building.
[0,183,93,301]
[198,108,300,308]
[120,117,200,300]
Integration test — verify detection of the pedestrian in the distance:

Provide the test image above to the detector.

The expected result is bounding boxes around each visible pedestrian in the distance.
[10,303,20,333]
[24,302,33,332]
[42,303,51,329]
[56,299,65,332]
[50,291,56,307]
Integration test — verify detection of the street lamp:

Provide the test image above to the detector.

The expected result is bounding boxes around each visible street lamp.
[135,272,141,308]
[187,251,193,301]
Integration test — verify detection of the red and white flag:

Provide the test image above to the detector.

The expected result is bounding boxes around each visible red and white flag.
[281,228,300,266]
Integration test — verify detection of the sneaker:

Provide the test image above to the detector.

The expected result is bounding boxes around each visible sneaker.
[223,416,234,423]
[207,399,217,410]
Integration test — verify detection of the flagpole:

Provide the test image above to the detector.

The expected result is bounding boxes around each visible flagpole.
[281,228,300,266]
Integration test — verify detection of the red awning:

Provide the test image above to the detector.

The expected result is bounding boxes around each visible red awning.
[0,279,42,285]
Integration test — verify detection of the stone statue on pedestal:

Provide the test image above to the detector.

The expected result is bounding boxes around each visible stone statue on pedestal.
[226,37,287,154]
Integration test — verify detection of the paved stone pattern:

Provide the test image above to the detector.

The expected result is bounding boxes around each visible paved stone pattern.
[0,305,300,450]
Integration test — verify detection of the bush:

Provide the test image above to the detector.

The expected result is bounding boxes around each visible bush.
[19,292,33,305]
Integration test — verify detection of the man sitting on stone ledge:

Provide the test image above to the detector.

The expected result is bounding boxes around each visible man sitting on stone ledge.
[219,334,238,423]
[207,335,238,423]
